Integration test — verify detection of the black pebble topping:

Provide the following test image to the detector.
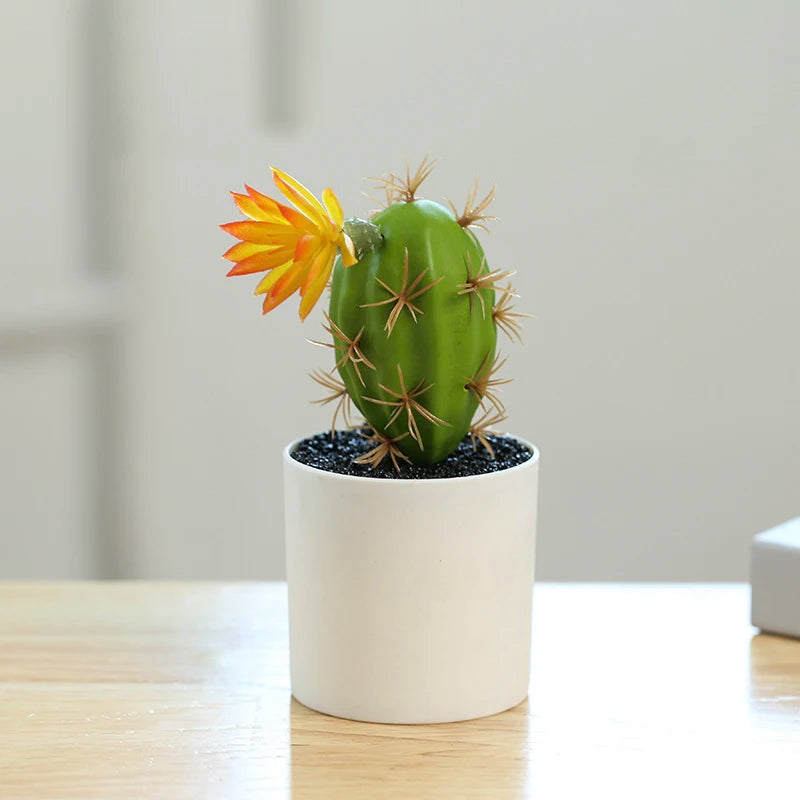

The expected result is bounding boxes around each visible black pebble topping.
[290,429,533,480]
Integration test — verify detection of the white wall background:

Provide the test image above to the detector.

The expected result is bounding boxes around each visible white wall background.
[1,0,798,580]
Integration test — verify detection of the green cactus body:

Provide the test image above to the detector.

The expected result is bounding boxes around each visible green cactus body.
[329,199,497,465]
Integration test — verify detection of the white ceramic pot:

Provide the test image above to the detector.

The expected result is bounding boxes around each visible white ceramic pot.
[283,438,539,724]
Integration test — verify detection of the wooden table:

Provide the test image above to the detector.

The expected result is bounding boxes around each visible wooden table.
[0,583,797,799]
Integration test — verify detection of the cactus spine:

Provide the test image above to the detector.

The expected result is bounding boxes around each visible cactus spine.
[328,168,513,466]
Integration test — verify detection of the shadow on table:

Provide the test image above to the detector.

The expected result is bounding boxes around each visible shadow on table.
[748,632,800,722]
[288,696,531,798]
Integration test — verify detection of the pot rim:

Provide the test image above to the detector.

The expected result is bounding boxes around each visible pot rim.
[284,433,539,486]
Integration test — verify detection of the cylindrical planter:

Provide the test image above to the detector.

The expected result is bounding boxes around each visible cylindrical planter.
[283,438,539,724]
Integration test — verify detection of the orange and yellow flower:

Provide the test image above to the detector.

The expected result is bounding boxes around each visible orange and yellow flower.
[221,167,358,320]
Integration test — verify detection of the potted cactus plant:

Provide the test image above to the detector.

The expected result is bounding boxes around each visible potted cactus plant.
[222,158,539,723]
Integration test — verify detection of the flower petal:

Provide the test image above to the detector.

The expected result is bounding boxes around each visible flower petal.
[231,192,272,221]
[294,234,319,262]
[279,204,317,234]
[263,256,314,313]
[244,185,292,223]
[337,231,358,267]
[299,246,336,320]
[322,188,344,228]
[254,260,293,295]
[271,167,330,230]
[222,241,268,262]
[262,288,295,315]
[262,292,287,315]
[226,246,295,276]
[221,220,302,245]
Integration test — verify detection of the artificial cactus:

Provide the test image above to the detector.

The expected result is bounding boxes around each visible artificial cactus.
[330,200,505,464]
[222,158,529,469]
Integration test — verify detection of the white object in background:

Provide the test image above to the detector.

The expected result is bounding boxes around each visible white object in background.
[751,517,800,639]
[283,439,539,724]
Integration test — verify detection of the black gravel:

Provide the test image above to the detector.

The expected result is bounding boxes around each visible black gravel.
[290,429,533,479]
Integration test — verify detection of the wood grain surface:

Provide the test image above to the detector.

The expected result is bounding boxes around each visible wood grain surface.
[0,583,797,799]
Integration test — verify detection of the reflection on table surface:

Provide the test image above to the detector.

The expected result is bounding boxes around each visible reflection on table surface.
[287,585,800,799]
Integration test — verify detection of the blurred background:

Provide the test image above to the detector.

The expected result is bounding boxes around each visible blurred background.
[1,0,798,580]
